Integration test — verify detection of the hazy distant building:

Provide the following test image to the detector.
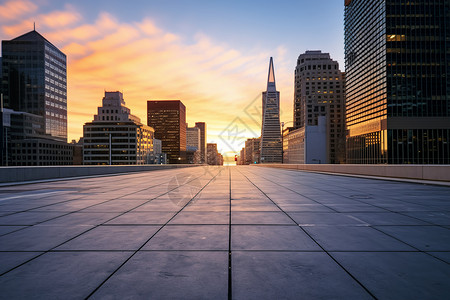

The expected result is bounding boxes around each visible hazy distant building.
[149,138,166,164]
[1,30,67,141]
[83,91,154,165]
[147,100,186,164]
[244,137,260,164]
[260,57,282,163]
[195,122,207,163]
[345,0,450,164]
[293,50,346,163]
[207,143,223,165]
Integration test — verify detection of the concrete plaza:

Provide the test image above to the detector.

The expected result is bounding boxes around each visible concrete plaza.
[0,166,449,299]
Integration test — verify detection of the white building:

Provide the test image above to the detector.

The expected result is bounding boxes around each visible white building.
[83,91,154,165]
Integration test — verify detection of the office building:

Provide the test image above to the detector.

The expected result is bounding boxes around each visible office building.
[2,108,73,165]
[293,50,346,163]
[260,57,282,163]
[345,0,450,163]
[186,125,201,164]
[195,122,207,163]
[187,125,201,150]
[147,100,186,164]
[1,30,73,166]
[1,29,67,141]
[83,91,154,165]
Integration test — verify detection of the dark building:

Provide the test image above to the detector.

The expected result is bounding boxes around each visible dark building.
[195,122,207,164]
[2,108,73,166]
[1,30,72,166]
[345,0,450,164]
[147,100,186,164]
[1,30,67,141]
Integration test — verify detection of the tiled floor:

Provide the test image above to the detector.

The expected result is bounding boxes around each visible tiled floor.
[0,166,449,299]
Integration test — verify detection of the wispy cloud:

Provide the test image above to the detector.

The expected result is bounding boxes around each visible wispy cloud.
[0,0,37,21]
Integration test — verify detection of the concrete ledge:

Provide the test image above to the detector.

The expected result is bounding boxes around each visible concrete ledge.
[0,165,200,184]
[255,164,450,182]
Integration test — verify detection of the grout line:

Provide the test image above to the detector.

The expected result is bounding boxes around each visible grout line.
[0,169,213,277]
[84,167,223,299]
[237,168,378,300]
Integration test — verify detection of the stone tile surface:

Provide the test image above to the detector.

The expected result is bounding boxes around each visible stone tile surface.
[0,165,449,299]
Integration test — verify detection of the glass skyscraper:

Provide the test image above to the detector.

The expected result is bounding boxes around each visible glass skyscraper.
[345,0,450,164]
[1,30,67,141]
[260,57,282,163]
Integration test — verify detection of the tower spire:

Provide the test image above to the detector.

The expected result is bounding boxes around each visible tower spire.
[267,57,276,91]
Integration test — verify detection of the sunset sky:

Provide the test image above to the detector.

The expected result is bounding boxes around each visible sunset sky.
[0,0,345,159]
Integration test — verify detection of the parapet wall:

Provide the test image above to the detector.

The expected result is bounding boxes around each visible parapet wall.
[0,165,199,184]
[255,164,450,182]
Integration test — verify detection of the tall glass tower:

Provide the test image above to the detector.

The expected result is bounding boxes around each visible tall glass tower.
[260,57,282,163]
[1,30,67,141]
[345,0,450,164]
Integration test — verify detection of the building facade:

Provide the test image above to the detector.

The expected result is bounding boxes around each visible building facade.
[345,0,450,164]
[294,50,346,164]
[195,122,207,164]
[83,92,154,165]
[284,116,327,164]
[187,125,201,150]
[1,30,73,166]
[207,143,223,165]
[260,57,282,163]
[1,30,67,141]
[244,138,260,164]
[147,100,187,164]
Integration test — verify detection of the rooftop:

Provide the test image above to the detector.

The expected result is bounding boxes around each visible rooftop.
[0,166,449,299]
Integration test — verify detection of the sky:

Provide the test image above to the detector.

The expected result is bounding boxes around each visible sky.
[0,0,345,160]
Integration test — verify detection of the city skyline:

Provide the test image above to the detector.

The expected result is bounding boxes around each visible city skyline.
[0,0,345,158]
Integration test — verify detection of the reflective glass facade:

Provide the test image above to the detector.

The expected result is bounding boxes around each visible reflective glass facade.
[1,30,67,141]
[345,0,450,164]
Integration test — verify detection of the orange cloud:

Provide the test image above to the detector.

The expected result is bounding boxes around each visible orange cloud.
[1,6,294,157]
[0,0,37,21]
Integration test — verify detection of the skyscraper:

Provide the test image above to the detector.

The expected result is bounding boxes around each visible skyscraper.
[345,0,450,164]
[1,30,67,141]
[147,100,187,164]
[293,50,346,163]
[260,57,282,163]
[195,122,207,164]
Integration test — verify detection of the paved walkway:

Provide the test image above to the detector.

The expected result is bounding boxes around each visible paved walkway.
[0,166,449,299]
